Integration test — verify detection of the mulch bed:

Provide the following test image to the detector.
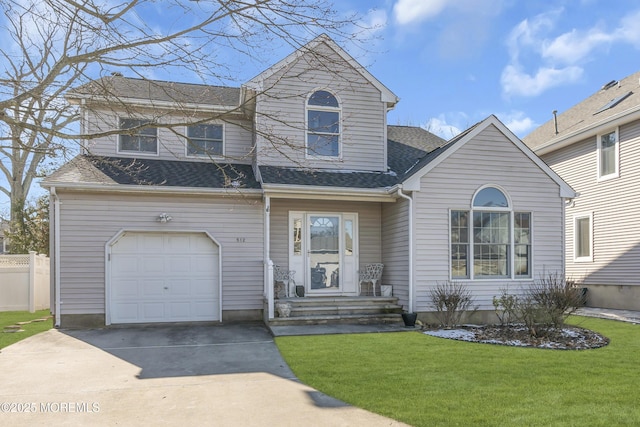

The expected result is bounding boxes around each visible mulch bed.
[424,324,610,350]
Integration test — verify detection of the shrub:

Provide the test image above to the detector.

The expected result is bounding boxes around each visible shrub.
[429,281,478,328]
[525,272,582,330]
[492,289,519,326]
[492,273,583,338]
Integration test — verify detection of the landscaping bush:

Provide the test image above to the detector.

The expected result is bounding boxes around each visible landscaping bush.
[492,273,583,338]
[492,288,519,326]
[429,281,477,328]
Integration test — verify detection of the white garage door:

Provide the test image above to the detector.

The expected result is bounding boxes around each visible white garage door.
[110,232,219,324]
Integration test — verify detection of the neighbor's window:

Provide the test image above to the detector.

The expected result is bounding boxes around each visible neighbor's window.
[598,129,619,180]
[575,214,592,261]
[187,124,223,157]
[307,90,340,157]
[451,186,532,279]
[119,118,158,154]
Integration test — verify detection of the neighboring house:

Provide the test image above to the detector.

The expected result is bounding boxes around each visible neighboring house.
[524,71,640,310]
[43,35,574,328]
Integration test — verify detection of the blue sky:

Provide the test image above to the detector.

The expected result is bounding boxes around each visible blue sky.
[2,0,640,215]
[337,0,640,139]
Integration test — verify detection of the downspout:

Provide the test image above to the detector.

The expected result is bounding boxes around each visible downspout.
[397,188,414,313]
[50,187,61,327]
[264,195,274,319]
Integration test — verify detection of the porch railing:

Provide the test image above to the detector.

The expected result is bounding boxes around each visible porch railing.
[266,260,275,320]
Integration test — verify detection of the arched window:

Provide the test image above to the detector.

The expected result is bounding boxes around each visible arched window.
[306,90,340,157]
[451,186,531,279]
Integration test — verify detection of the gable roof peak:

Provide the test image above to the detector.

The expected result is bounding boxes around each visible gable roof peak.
[244,34,398,106]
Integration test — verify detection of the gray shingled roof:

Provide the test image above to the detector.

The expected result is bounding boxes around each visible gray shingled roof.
[387,125,446,152]
[44,125,445,191]
[44,156,260,190]
[524,70,640,150]
[259,125,447,189]
[67,76,241,107]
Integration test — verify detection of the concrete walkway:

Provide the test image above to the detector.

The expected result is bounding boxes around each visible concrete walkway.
[575,307,640,324]
[0,323,409,427]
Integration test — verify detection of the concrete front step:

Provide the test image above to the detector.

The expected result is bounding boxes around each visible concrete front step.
[288,305,402,316]
[270,296,405,326]
[268,313,404,327]
[277,296,399,307]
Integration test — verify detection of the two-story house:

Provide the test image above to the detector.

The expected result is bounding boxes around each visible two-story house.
[524,71,640,310]
[43,35,574,328]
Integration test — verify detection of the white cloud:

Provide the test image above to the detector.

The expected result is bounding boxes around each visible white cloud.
[502,8,640,98]
[501,64,583,97]
[393,0,450,25]
[497,111,537,137]
[358,8,388,38]
[424,114,464,140]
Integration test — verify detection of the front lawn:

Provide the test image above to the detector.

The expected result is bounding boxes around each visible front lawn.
[0,310,52,350]
[276,317,640,426]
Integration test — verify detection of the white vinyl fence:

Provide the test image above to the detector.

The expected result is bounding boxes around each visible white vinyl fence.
[0,252,50,312]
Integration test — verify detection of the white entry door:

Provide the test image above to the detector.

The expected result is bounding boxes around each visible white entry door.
[109,232,219,324]
[289,212,358,295]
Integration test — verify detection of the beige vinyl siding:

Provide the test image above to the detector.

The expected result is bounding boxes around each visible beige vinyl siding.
[57,192,264,315]
[255,43,386,172]
[269,199,382,268]
[542,118,640,286]
[381,198,409,309]
[83,108,254,163]
[413,125,565,311]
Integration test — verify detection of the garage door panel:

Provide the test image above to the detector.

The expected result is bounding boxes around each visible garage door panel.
[112,303,140,322]
[142,235,164,251]
[142,256,166,274]
[169,256,192,273]
[142,302,167,320]
[142,279,166,297]
[112,256,141,274]
[166,279,191,296]
[110,232,219,324]
[112,279,139,298]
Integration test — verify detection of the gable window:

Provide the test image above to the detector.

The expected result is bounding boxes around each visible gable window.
[307,90,340,157]
[119,118,158,154]
[574,214,592,262]
[187,124,223,157]
[597,129,619,180]
[450,186,532,279]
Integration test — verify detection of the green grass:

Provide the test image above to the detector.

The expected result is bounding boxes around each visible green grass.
[276,317,640,426]
[0,310,52,350]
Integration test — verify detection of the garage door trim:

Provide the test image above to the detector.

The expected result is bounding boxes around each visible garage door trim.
[105,229,222,325]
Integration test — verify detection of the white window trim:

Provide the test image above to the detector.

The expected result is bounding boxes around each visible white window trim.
[305,89,342,160]
[184,123,225,159]
[117,117,160,156]
[449,186,533,281]
[596,128,619,181]
[574,212,593,263]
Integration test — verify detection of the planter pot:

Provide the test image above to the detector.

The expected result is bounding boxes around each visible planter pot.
[401,312,417,327]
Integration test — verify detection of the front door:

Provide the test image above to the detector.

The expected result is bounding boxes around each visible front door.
[289,212,358,295]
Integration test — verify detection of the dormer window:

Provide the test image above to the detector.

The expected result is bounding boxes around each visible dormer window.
[307,90,340,158]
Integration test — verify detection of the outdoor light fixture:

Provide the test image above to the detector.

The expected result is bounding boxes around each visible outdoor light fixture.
[157,213,173,223]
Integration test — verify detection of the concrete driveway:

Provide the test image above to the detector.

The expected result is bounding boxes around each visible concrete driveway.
[0,323,408,426]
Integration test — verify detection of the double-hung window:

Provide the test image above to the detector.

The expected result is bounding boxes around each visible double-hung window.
[597,129,619,180]
[307,90,340,158]
[119,118,158,154]
[187,124,223,157]
[450,186,532,279]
